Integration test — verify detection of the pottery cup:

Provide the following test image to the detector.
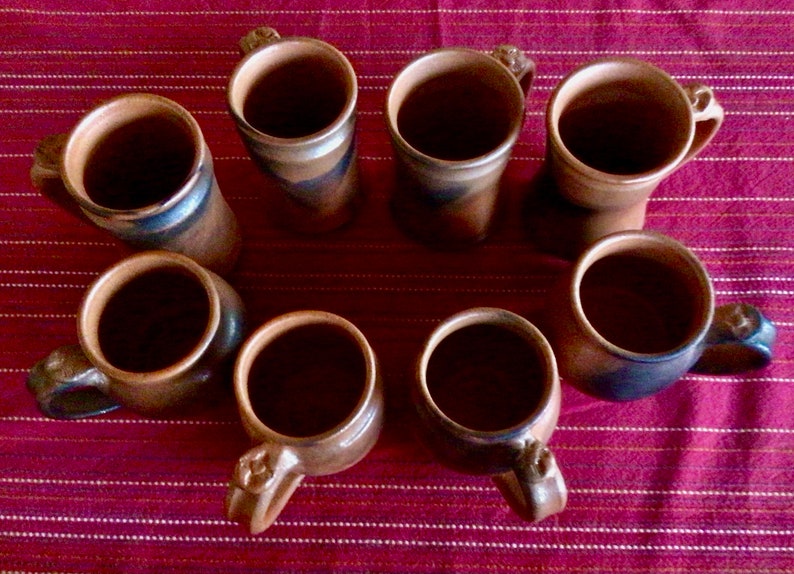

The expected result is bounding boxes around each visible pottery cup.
[226,311,384,534]
[30,94,241,275]
[228,27,360,233]
[545,231,776,401]
[27,251,247,419]
[532,58,724,257]
[386,46,535,247]
[412,308,567,522]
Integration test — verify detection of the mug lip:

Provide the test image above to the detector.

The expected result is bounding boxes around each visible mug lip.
[77,250,222,384]
[227,36,358,147]
[233,310,379,445]
[385,47,526,168]
[570,230,715,362]
[546,57,695,184]
[416,307,558,439]
[62,93,207,219]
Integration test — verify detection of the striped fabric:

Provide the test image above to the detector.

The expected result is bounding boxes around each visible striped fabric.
[1,1,792,572]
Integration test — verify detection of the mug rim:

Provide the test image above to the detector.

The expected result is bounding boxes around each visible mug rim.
[77,250,222,384]
[385,47,526,168]
[227,36,358,147]
[61,93,207,219]
[416,307,558,439]
[546,57,695,184]
[233,310,379,445]
[570,230,715,362]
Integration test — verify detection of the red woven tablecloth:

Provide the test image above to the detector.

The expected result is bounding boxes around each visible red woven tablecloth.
[1,1,792,572]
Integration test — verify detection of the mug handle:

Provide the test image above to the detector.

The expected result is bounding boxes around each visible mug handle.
[491,45,536,95]
[692,303,776,374]
[225,443,304,534]
[29,133,87,220]
[27,345,121,419]
[681,83,725,164]
[239,26,281,55]
[492,439,567,522]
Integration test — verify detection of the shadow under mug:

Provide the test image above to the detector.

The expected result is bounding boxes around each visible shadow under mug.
[413,308,567,522]
[226,311,384,534]
[27,251,247,419]
[545,231,776,401]
[386,46,535,248]
[227,27,360,233]
[30,93,242,275]
[530,58,724,258]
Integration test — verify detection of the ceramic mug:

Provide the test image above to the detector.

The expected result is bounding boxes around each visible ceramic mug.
[226,311,384,534]
[27,251,247,419]
[30,94,241,275]
[545,231,776,401]
[228,27,360,233]
[531,58,724,257]
[412,308,567,522]
[386,46,535,247]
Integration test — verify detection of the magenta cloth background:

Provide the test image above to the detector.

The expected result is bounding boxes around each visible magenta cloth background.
[1,1,792,572]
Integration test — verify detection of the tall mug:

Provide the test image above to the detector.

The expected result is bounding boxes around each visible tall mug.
[528,58,724,258]
[228,27,360,233]
[31,94,241,275]
[386,46,535,247]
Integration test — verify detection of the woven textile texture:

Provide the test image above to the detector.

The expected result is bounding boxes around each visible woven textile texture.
[1,1,792,572]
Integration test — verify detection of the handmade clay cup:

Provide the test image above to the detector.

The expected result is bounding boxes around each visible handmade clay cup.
[27,251,247,419]
[226,311,384,534]
[30,94,241,275]
[545,231,776,401]
[386,46,535,247]
[413,308,567,522]
[537,58,724,255]
[228,27,360,233]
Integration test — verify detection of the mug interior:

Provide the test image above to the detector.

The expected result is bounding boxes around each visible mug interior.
[422,314,552,433]
[575,234,713,356]
[551,60,692,176]
[81,254,216,377]
[243,320,369,438]
[388,50,524,161]
[64,95,201,211]
[229,39,355,140]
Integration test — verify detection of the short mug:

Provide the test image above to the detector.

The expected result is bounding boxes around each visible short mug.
[228,27,360,233]
[545,231,776,401]
[226,311,384,534]
[412,307,567,522]
[530,58,724,257]
[386,46,535,247]
[31,93,241,275]
[27,251,247,418]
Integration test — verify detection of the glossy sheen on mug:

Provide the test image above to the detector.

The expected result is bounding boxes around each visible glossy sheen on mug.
[228,28,360,233]
[27,251,247,418]
[545,231,776,401]
[30,94,241,275]
[413,308,567,522]
[386,47,534,247]
[226,311,384,534]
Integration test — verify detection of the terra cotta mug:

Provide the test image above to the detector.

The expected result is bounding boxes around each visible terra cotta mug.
[530,58,724,258]
[412,307,567,522]
[386,46,535,247]
[30,93,242,275]
[27,251,247,419]
[228,27,360,233]
[544,231,776,401]
[226,310,384,534]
